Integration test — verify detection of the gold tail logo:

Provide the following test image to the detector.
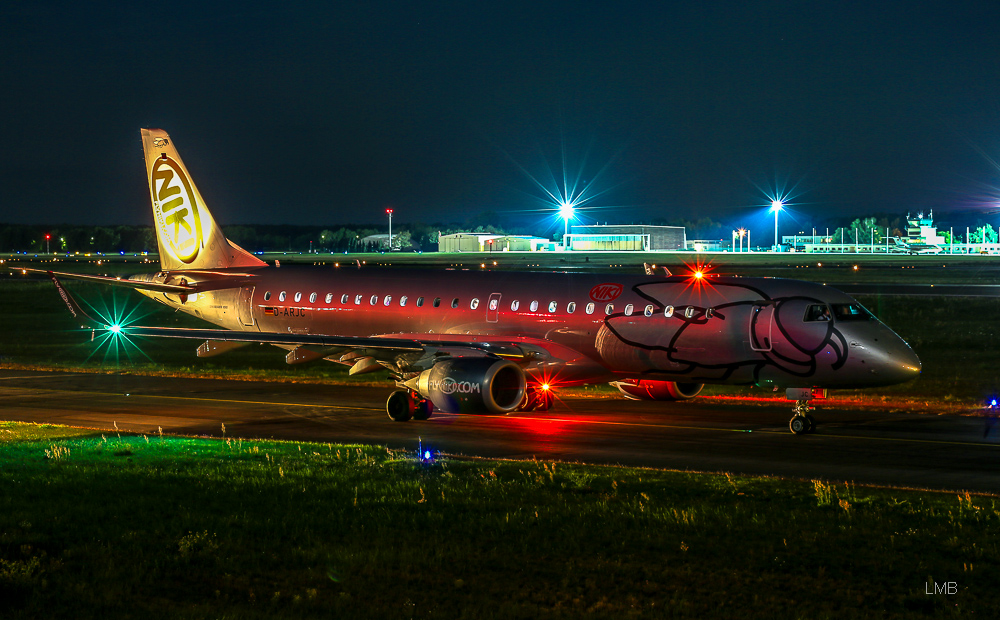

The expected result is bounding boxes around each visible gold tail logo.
[151,156,203,264]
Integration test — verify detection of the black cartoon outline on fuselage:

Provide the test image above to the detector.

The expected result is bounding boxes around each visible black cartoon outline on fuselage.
[601,279,850,384]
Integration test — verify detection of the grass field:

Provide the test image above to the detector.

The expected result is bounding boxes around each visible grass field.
[1,422,997,619]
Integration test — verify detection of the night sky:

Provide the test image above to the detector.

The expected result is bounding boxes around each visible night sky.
[3,2,1000,232]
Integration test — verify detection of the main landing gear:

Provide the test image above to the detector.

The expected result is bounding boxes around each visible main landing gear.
[521,384,554,412]
[785,388,826,435]
[386,390,433,422]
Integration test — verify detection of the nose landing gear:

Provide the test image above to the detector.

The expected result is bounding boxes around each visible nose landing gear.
[789,400,816,434]
[786,388,825,434]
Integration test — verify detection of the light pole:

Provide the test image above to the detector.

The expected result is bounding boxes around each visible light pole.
[559,202,574,249]
[770,200,783,252]
[45,234,50,254]
[737,228,746,252]
[386,208,393,251]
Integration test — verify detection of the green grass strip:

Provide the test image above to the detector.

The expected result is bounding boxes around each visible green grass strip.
[1,421,997,618]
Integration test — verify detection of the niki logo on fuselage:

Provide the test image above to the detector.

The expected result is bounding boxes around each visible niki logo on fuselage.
[151,156,202,264]
[590,283,623,302]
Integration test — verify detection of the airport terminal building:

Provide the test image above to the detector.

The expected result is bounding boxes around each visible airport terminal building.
[438,233,550,252]
[438,225,686,252]
[567,224,686,252]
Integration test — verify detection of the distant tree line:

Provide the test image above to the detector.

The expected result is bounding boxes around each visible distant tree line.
[0,225,155,254]
[0,222,521,254]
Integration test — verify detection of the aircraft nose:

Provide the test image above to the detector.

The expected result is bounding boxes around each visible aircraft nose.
[870,334,922,384]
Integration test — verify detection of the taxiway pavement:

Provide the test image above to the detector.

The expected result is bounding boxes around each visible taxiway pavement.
[2,369,997,493]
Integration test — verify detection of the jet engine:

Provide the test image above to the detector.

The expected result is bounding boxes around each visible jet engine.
[415,357,526,414]
[612,379,704,401]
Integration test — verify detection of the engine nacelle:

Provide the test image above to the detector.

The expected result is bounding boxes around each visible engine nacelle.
[416,357,526,414]
[612,379,704,401]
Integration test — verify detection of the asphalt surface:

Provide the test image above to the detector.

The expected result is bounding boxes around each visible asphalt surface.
[2,368,998,493]
[838,283,1000,297]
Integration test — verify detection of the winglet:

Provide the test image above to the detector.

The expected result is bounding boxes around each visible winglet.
[50,273,103,329]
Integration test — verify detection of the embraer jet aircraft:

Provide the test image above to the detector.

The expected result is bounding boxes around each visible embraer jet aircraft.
[25,129,921,434]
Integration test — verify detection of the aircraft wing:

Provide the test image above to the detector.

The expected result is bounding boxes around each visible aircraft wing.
[11,266,251,294]
[47,274,533,370]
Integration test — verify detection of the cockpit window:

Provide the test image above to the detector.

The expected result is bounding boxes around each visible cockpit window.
[804,304,832,322]
[832,303,873,321]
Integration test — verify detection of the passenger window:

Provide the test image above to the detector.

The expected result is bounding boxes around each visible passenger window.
[451,298,459,308]
[279,291,286,302]
[417,297,425,307]
[511,300,520,311]
[370,295,378,305]
[354,294,362,305]
[325,293,334,304]
[664,305,674,317]
[400,296,408,306]
[548,301,558,313]
[433,297,441,307]
[294,292,302,302]
[567,302,576,313]
[529,301,539,312]
[384,296,392,306]
[489,299,498,311]
[706,308,715,318]
[470,298,480,310]
[309,292,317,303]
[684,307,695,318]
[341,294,349,304]
[586,302,595,315]
[605,303,614,315]
[804,304,832,322]
[624,304,634,316]
[263,291,272,301]
[644,304,654,317]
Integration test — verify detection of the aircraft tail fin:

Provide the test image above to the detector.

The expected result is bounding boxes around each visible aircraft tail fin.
[140,129,266,271]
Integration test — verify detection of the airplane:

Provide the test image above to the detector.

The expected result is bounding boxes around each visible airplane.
[891,238,943,255]
[19,129,922,434]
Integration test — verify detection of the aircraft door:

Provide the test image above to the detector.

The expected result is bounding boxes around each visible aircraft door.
[749,301,774,351]
[486,293,502,323]
[238,286,256,328]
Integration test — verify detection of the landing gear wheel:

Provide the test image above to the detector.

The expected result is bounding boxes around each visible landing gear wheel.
[386,390,412,422]
[521,386,554,412]
[789,415,809,434]
[536,390,554,411]
[411,397,433,421]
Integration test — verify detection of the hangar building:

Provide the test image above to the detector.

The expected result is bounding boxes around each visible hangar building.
[567,224,686,251]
